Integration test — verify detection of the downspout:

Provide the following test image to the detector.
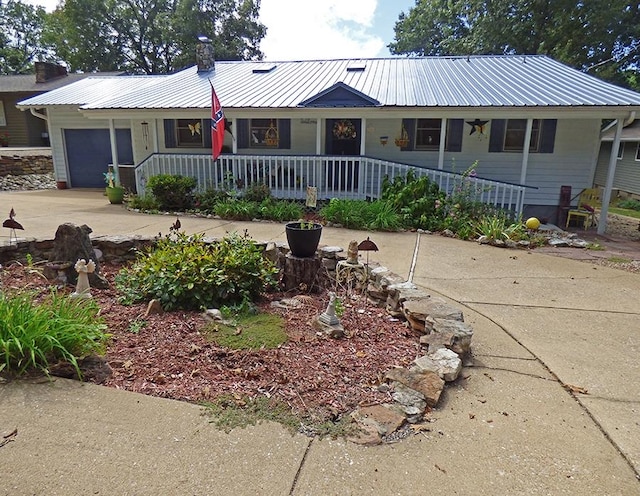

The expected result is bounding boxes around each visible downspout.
[598,113,634,234]
[29,108,47,122]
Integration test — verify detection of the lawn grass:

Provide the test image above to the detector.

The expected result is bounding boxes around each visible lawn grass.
[608,207,640,220]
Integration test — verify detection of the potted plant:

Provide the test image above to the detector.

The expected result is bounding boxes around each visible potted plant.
[285,220,323,258]
[104,169,125,204]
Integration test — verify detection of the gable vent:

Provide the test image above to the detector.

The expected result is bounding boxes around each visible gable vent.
[252,63,277,74]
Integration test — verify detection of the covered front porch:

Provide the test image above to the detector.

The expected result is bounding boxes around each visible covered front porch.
[131,153,530,216]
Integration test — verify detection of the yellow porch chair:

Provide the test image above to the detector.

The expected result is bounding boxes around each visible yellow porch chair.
[565,188,600,230]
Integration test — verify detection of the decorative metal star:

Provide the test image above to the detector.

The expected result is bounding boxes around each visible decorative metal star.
[466,119,489,135]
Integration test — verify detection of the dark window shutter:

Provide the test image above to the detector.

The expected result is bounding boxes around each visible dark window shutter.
[489,119,505,152]
[539,119,557,153]
[278,119,291,149]
[164,119,176,148]
[401,118,415,151]
[446,119,464,152]
[237,119,249,148]
[203,118,212,148]
[325,119,334,154]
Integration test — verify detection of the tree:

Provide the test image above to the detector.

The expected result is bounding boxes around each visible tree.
[390,1,640,90]
[43,0,266,74]
[0,0,54,75]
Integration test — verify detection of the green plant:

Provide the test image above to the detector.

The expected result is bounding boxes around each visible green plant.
[127,319,147,334]
[243,182,272,203]
[0,290,108,376]
[607,256,632,264]
[616,198,640,211]
[146,174,197,211]
[586,242,605,251]
[127,193,160,212]
[213,199,261,220]
[193,188,231,212]
[320,198,402,231]
[115,231,278,311]
[258,199,303,222]
[381,170,446,231]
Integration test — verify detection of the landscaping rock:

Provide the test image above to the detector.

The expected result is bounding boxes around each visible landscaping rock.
[401,297,463,334]
[427,348,463,381]
[386,366,444,408]
[420,318,474,356]
[350,404,406,444]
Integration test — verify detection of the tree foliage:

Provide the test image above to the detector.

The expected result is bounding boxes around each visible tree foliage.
[1,0,265,75]
[390,1,640,90]
[0,0,53,74]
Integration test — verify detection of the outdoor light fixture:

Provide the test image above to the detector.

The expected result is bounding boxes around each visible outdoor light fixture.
[141,121,149,149]
[380,136,388,146]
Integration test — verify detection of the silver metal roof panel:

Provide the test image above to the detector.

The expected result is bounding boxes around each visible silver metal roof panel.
[18,55,640,111]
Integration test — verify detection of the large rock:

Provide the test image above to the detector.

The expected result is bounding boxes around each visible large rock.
[427,348,463,382]
[386,366,445,408]
[402,297,464,334]
[349,404,406,444]
[420,318,474,355]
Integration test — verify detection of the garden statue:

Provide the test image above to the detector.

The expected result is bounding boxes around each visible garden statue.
[71,258,95,298]
[346,240,359,264]
[315,291,344,338]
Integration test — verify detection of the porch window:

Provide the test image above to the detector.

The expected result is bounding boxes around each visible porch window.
[617,142,625,159]
[176,119,205,147]
[415,119,441,150]
[635,143,640,161]
[489,119,556,153]
[249,119,279,148]
[504,119,540,152]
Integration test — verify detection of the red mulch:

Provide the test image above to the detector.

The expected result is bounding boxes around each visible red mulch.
[0,261,419,423]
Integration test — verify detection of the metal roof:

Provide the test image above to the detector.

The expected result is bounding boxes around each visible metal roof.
[601,120,640,141]
[0,72,122,94]
[17,55,640,111]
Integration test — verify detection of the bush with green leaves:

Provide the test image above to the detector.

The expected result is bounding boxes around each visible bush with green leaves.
[474,214,528,242]
[243,182,272,203]
[127,193,160,212]
[194,188,232,212]
[381,170,446,231]
[319,198,402,231]
[259,199,304,222]
[617,198,640,211]
[115,231,279,311]
[146,174,197,211]
[0,291,108,376]
[213,199,261,220]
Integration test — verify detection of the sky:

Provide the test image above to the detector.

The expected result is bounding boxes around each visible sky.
[23,0,415,60]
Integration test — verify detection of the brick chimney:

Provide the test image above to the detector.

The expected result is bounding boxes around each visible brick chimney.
[35,62,68,83]
[196,36,215,72]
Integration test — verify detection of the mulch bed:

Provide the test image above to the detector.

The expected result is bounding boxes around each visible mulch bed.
[0,261,418,423]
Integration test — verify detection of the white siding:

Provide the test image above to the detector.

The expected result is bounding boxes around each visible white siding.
[595,141,640,196]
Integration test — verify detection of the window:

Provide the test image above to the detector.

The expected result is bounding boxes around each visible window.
[617,142,625,159]
[176,119,204,147]
[504,119,540,152]
[415,119,442,150]
[249,119,279,148]
[636,143,640,161]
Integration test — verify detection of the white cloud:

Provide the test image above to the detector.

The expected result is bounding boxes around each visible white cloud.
[259,0,384,61]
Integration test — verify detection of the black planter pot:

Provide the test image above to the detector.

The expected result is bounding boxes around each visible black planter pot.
[285,222,323,258]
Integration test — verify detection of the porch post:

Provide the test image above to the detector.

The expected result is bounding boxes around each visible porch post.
[519,118,533,184]
[598,118,624,235]
[360,117,366,155]
[315,118,322,154]
[315,118,323,190]
[152,119,159,153]
[437,118,447,170]
[108,119,120,186]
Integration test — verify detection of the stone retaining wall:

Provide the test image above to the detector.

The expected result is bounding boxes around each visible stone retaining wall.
[0,154,54,176]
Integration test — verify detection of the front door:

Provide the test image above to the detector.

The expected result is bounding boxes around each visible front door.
[325,118,360,191]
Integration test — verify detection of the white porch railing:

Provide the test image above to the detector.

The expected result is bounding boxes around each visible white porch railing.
[134,154,529,216]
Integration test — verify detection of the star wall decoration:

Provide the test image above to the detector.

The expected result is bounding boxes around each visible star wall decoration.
[466,119,489,136]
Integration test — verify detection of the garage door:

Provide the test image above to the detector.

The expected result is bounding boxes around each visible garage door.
[64,129,133,187]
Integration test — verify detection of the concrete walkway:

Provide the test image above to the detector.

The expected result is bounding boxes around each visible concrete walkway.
[1,189,639,495]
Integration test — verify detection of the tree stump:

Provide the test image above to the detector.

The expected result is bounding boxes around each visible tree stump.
[282,253,322,292]
[46,223,109,289]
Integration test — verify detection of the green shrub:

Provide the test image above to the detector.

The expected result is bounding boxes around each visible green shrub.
[474,214,528,242]
[147,174,197,211]
[259,199,304,222]
[320,198,402,231]
[617,198,640,211]
[0,291,108,376]
[243,182,272,203]
[127,193,160,211]
[213,199,261,220]
[381,170,446,231]
[194,188,232,212]
[115,231,278,311]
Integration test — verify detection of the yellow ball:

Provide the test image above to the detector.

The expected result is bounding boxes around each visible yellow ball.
[525,217,541,230]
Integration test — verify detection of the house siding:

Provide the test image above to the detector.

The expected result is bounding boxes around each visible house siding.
[595,142,640,197]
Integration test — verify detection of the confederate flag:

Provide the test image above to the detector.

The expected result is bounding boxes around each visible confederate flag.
[210,82,225,160]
